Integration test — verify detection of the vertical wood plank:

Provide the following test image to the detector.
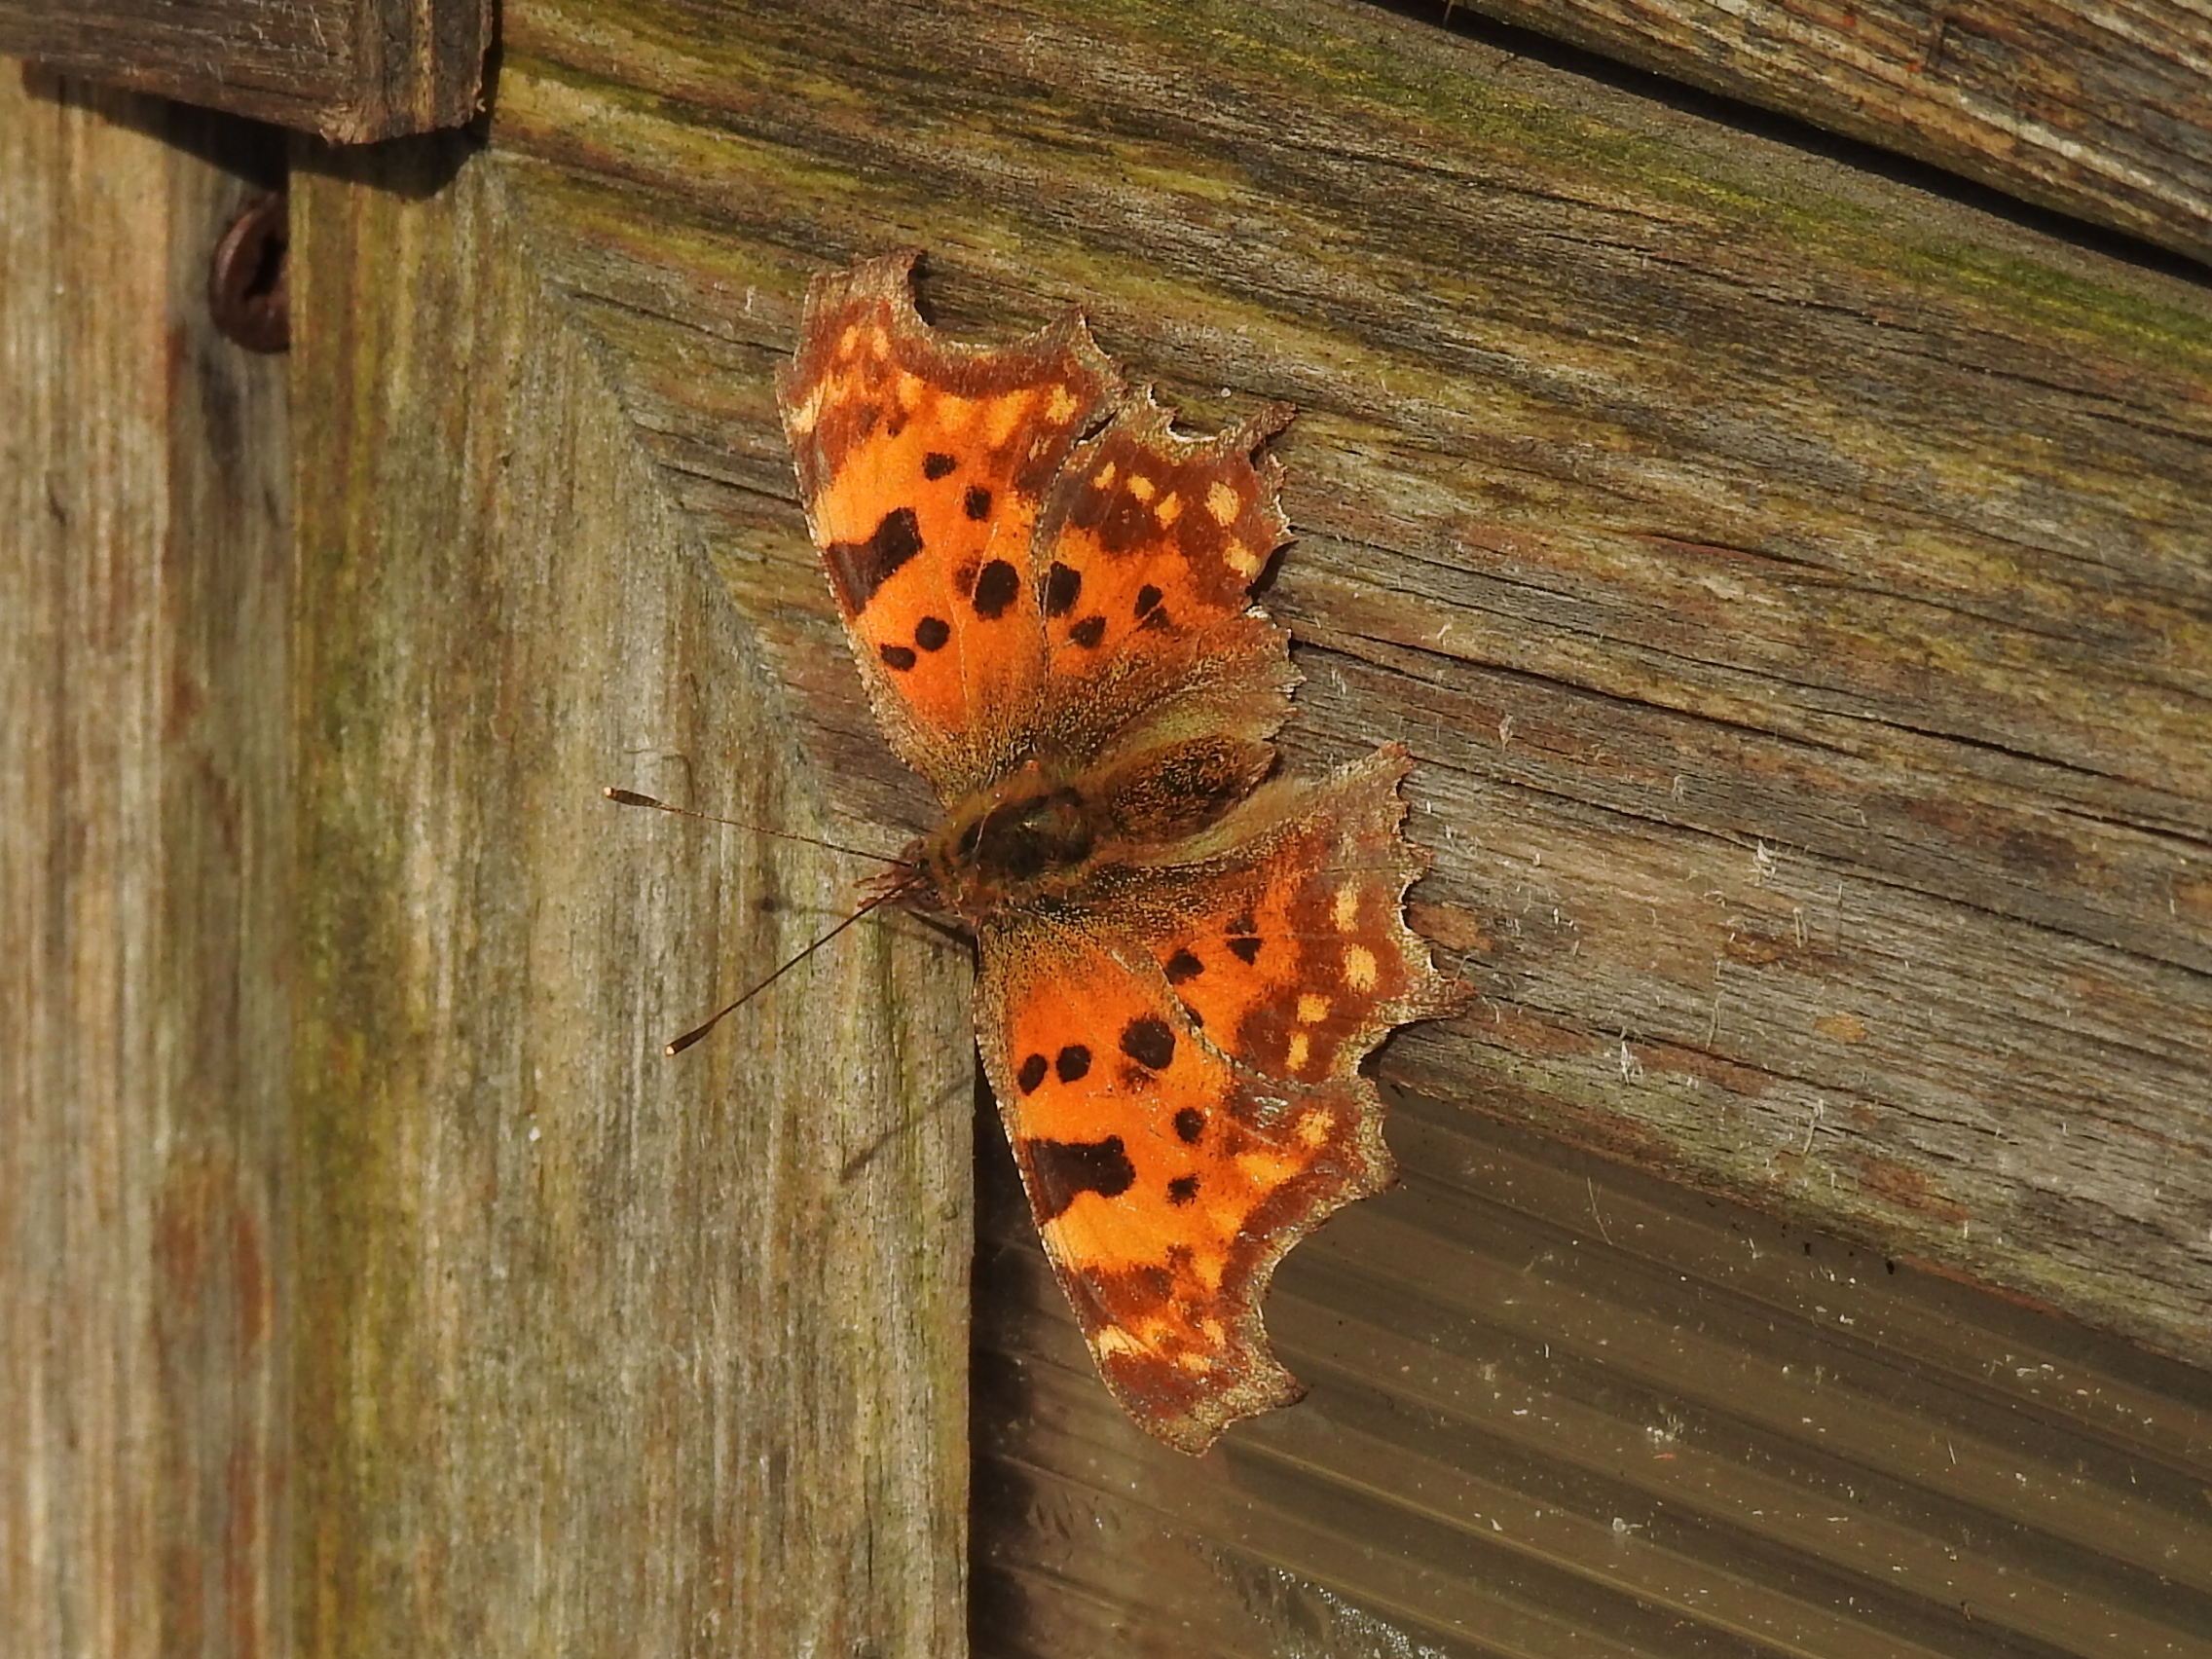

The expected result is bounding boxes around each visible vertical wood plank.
[0,75,290,1659]
[288,141,972,1656]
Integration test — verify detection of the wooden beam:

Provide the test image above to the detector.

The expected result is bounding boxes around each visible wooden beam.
[1442,0,2212,270]
[0,0,490,140]
[976,1090,2212,1652]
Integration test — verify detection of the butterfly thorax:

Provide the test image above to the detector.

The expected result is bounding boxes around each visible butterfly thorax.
[908,760,1107,924]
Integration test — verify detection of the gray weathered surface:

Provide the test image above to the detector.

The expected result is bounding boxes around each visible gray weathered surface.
[0,77,290,1659]
[3,63,973,1657]
[0,0,490,139]
[1446,0,2212,269]
[487,0,2212,1366]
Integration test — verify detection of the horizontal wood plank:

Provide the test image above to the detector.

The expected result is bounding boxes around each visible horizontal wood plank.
[485,0,2212,1376]
[1442,0,2212,269]
[0,0,490,139]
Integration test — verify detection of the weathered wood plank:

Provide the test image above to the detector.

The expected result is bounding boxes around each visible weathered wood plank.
[0,0,490,140]
[1442,0,2212,269]
[484,0,2212,1372]
[0,76,289,1659]
[975,1091,2212,1655]
[289,136,971,1657]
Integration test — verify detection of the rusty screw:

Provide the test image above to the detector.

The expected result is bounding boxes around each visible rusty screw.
[208,192,289,353]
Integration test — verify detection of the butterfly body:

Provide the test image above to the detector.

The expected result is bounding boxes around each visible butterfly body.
[908,760,1098,920]
[780,253,1467,1454]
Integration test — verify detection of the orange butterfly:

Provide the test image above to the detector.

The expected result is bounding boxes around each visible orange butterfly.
[779,252,1466,1454]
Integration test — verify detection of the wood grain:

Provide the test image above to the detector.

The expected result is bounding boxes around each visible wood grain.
[288,137,972,1658]
[0,77,289,1659]
[1440,0,2212,269]
[0,0,490,140]
[975,1089,2212,1656]
[11,0,2209,1649]
[484,0,2212,1374]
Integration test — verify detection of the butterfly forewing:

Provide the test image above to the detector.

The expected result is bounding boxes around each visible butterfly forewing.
[777,251,1121,800]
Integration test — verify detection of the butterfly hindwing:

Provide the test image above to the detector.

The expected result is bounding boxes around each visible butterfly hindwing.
[977,916,1388,1454]
[976,747,1465,1453]
[1131,744,1470,1089]
[1028,393,1295,750]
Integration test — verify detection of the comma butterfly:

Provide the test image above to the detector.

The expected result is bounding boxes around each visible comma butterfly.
[778,252,1467,1455]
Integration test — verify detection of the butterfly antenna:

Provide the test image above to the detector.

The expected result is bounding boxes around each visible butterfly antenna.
[604,787,905,866]
[663,881,913,1056]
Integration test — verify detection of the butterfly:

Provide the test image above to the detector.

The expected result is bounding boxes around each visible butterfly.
[777,251,1467,1454]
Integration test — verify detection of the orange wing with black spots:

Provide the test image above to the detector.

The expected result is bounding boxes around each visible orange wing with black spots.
[976,747,1468,1455]
[1023,392,1298,763]
[977,921,1377,1454]
[778,251,1122,798]
[1135,746,1468,1091]
[771,253,1467,1456]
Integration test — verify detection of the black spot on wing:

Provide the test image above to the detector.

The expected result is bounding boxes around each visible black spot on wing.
[914,615,950,651]
[879,643,917,672]
[1044,561,1082,617]
[1226,911,1263,965]
[1173,1107,1205,1143]
[964,484,993,520]
[1017,1052,1049,1093]
[1069,614,1106,648]
[1134,583,1162,617]
[1121,1015,1175,1071]
[1028,1135,1135,1222]
[973,558,1020,619]
[1054,1045,1091,1084]
[1166,1175,1199,1206]
[825,507,923,613]
[1164,949,1203,983]
[922,452,957,479]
